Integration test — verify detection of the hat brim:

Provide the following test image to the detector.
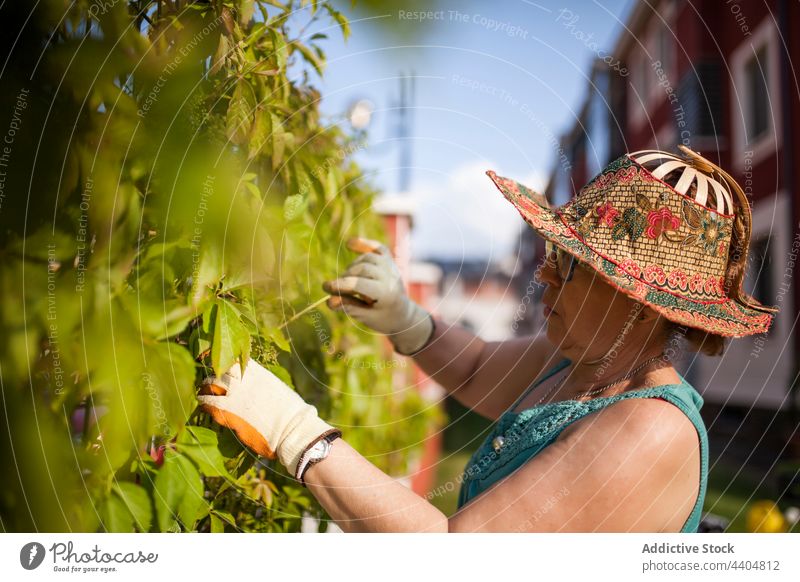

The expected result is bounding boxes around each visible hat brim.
[487,170,773,338]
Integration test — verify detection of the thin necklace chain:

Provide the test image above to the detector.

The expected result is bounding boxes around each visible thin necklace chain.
[528,352,668,408]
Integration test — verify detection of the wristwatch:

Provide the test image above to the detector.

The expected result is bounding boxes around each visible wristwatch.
[294,428,342,486]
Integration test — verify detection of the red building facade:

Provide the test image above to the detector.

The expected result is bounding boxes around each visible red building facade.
[613,0,800,414]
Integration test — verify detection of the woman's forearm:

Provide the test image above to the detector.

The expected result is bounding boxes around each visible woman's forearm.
[406,317,550,419]
[303,438,448,533]
[405,316,486,400]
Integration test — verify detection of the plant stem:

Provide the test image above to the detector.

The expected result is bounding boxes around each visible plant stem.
[277,295,330,329]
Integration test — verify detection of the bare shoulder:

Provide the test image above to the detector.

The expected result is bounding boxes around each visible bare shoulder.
[559,396,699,455]
[449,391,705,532]
[450,394,702,531]
[556,396,701,530]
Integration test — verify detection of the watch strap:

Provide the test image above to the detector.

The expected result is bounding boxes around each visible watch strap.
[295,428,342,486]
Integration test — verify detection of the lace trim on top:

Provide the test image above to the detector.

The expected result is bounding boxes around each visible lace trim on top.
[468,385,685,483]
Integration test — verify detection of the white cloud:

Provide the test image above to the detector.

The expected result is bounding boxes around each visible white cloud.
[408,160,548,262]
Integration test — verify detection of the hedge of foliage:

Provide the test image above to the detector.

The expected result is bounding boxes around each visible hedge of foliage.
[0,0,443,533]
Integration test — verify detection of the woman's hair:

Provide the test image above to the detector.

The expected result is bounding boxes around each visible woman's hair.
[664,320,725,357]
[639,146,778,357]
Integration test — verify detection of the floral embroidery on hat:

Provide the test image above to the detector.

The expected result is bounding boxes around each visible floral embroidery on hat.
[699,215,731,256]
[667,270,689,290]
[617,166,637,183]
[645,207,681,241]
[619,257,642,277]
[594,201,619,227]
[611,207,646,241]
[563,202,596,238]
[643,264,667,285]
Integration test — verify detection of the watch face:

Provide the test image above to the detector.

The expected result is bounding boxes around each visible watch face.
[310,439,328,458]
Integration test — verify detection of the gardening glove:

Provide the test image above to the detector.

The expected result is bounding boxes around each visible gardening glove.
[196,359,338,477]
[322,237,435,355]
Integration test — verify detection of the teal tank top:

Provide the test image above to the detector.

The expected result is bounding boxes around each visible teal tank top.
[456,357,709,533]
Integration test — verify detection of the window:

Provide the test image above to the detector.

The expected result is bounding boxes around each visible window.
[587,72,611,175]
[657,22,672,82]
[730,18,781,169]
[744,45,770,144]
[552,167,572,207]
[638,53,649,100]
[677,61,723,139]
[745,235,774,335]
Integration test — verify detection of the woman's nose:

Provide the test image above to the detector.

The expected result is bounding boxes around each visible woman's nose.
[536,257,561,287]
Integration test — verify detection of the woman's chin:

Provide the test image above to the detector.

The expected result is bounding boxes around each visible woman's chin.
[544,321,562,343]
[544,320,575,352]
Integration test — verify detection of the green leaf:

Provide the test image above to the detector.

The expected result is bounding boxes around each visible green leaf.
[209,508,239,532]
[226,300,258,333]
[190,326,212,359]
[283,193,307,221]
[270,112,285,170]
[294,42,325,77]
[154,451,207,531]
[202,301,216,334]
[143,341,197,434]
[210,34,230,76]
[177,426,232,478]
[247,107,271,160]
[266,363,294,388]
[192,244,224,305]
[324,166,338,201]
[339,198,353,238]
[113,482,153,532]
[270,29,288,70]
[324,5,351,40]
[210,513,225,532]
[100,482,153,533]
[244,181,261,197]
[211,299,251,376]
[217,427,248,459]
[154,301,198,340]
[226,80,257,145]
[99,492,135,533]
[265,326,291,352]
[239,0,256,25]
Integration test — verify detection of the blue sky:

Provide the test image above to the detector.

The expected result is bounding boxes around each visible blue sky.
[299,0,635,261]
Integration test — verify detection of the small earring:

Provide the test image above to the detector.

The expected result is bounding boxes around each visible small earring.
[638,313,647,321]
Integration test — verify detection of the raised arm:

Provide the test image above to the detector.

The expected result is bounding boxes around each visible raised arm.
[322,237,562,420]
[408,319,562,420]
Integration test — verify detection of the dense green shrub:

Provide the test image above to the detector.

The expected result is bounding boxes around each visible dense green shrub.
[0,0,443,533]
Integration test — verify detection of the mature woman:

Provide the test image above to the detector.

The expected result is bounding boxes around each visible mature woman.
[197,145,777,532]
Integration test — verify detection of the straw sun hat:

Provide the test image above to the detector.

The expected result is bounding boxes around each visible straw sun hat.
[488,145,778,337]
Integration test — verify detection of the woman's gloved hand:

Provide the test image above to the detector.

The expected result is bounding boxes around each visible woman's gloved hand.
[322,237,435,355]
[196,359,338,478]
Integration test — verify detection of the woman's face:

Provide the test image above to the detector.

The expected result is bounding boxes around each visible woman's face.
[537,253,640,359]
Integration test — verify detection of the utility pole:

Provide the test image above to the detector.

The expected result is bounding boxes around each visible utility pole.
[392,71,415,193]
